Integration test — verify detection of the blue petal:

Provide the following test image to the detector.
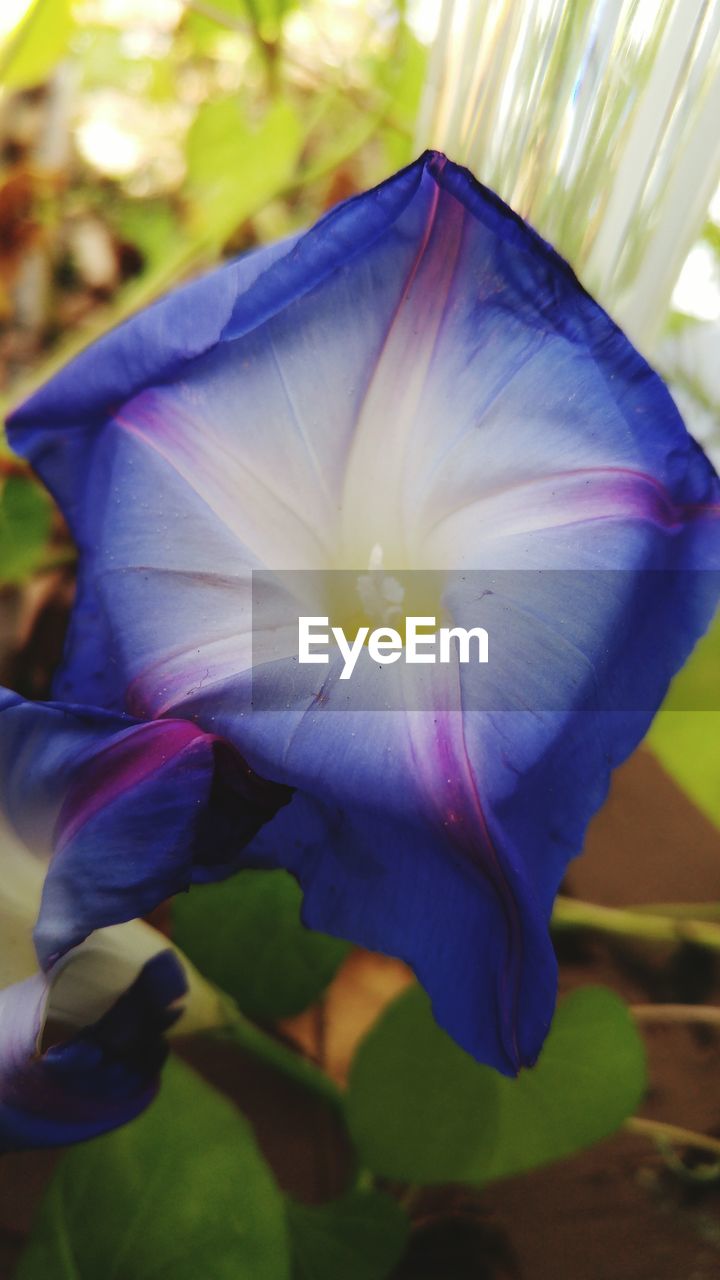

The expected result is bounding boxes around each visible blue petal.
[243,780,557,1075]
[7,153,720,1070]
[0,692,290,968]
[0,951,185,1152]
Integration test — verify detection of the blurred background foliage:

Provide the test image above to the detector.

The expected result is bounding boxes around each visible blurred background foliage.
[0,0,427,398]
[0,0,429,594]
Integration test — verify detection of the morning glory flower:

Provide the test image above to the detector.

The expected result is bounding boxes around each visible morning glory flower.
[8,152,720,1074]
[0,689,288,1149]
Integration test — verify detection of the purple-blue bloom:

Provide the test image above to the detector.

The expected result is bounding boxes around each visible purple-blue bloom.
[8,152,720,1075]
[0,690,289,1150]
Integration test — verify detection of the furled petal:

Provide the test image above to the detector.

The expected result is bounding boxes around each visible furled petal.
[0,947,185,1152]
[0,691,290,968]
[8,153,720,1071]
[0,792,224,1152]
[0,813,184,1151]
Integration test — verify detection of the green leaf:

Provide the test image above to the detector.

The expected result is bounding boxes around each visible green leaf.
[286,1191,408,1280]
[347,986,646,1186]
[657,611,720,712]
[349,987,501,1187]
[111,198,180,270]
[0,475,52,584]
[0,0,74,90]
[183,0,296,46]
[185,96,303,248]
[379,27,428,169]
[172,870,349,1022]
[649,709,720,829]
[182,0,245,51]
[648,612,720,828]
[16,1057,290,1280]
[472,987,646,1184]
[245,0,298,39]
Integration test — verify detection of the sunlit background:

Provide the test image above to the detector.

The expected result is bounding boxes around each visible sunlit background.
[0,0,431,392]
[1,0,719,467]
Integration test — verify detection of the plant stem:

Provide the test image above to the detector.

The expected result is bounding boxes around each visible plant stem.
[212,998,345,1115]
[184,0,249,34]
[632,1003,720,1027]
[552,896,720,951]
[625,1117,720,1160]
[632,901,720,922]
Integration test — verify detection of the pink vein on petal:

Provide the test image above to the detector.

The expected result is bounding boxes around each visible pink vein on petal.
[55,720,207,852]
[403,663,524,1071]
[427,465,720,547]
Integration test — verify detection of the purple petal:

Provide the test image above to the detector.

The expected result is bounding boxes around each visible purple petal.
[0,951,185,1152]
[0,691,290,968]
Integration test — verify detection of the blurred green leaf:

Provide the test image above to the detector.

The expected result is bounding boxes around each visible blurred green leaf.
[702,220,720,256]
[112,198,180,269]
[298,99,385,189]
[0,475,52,584]
[347,986,646,1186]
[173,870,349,1022]
[16,1057,290,1280]
[0,0,74,90]
[379,27,427,168]
[77,27,177,100]
[246,0,298,41]
[183,0,248,47]
[185,96,303,246]
[658,610,720,711]
[649,711,720,828]
[286,1191,408,1280]
[184,0,297,45]
[648,612,720,828]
